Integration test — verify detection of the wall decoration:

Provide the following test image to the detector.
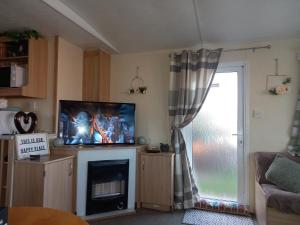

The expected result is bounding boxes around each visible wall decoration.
[266,58,291,95]
[15,133,49,160]
[14,111,37,134]
[267,77,291,95]
[128,66,147,95]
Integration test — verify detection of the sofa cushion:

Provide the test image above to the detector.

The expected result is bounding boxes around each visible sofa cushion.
[255,152,300,184]
[265,154,300,193]
[261,184,300,214]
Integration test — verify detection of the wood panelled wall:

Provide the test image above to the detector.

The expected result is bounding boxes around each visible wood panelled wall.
[82,49,110,102]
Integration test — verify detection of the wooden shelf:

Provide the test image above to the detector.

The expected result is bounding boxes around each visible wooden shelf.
[0,87,22,97]
[0,38,48,98]
[0,56,28,61]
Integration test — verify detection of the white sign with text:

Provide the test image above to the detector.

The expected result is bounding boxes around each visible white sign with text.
[15,133,49,160]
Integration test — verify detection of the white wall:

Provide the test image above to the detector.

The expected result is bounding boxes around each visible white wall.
[111,51,170,146]
[111,39,300,148]
[111,38,300,209]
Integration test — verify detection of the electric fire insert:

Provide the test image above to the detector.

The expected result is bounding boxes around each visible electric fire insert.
[86,159,129,215]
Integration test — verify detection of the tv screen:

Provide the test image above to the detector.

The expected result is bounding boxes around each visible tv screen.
[58,100,135,145]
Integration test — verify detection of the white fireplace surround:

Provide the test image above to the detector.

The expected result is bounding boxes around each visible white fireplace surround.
[76,147,136,217]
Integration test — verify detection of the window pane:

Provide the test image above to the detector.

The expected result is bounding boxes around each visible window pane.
[192,72,238,201]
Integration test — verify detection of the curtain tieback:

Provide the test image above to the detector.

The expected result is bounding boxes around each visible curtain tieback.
[171,126,181,131]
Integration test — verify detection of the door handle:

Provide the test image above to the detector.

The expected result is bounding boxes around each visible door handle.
[232,133,242,136]
[68,162,73,176]
[232,134,244,145]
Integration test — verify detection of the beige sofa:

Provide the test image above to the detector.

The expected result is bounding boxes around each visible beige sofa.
[255,152,300,225]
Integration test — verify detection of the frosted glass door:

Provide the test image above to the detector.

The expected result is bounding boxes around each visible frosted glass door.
[192,70,243,202]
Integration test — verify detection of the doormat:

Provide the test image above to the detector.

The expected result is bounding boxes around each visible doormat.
[182,209,254,225]
[195,198,250,216]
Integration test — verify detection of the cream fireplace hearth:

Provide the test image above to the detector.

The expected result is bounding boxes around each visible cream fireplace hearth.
[76,148,136,218]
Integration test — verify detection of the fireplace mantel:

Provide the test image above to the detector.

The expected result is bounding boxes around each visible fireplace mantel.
[51,145,147,219]
[76,147,136,218]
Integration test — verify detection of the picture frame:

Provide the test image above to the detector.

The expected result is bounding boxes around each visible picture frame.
[15,133,49,160]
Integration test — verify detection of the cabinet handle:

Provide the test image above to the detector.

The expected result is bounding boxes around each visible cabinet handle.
[68,162,73,176]
[142,160,144,170]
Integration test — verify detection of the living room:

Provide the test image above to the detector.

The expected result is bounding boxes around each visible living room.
[0,0,300,225]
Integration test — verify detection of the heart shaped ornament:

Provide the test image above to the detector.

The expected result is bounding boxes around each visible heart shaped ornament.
[14,111,38,134]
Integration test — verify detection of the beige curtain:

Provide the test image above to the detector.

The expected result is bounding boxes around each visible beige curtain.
[169,48,222,209]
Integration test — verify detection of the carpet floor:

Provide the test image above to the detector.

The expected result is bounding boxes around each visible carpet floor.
[183,209,255,225]
[89,209,184,225]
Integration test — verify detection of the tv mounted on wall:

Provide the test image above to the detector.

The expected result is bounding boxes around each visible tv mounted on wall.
[58,100,135,145]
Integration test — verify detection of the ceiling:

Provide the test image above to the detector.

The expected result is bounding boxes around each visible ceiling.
[0,0,300,53]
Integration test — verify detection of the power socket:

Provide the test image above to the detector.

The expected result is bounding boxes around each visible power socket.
[252,109,264,119]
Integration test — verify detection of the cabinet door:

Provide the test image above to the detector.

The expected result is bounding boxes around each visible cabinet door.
[43,159,73,211]
[98,50,110,101]
[83,50,110,102]
[22,38,48,98]
[83,50,99,101]
[13,163,44,207]
[140,154,172,206]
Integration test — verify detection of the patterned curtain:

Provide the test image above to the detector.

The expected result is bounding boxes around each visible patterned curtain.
[169,49,222,209]
[288,95,300,156]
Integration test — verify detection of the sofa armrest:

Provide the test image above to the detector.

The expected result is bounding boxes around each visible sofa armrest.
[254,152,277,184]
[255,181,267,225]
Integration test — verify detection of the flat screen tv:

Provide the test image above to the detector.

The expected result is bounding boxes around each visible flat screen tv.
[58,100,135,145]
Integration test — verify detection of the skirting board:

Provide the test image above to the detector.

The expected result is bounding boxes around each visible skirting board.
[82,209,136,222]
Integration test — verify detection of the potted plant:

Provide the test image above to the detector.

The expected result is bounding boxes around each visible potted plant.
[0,30,41,57]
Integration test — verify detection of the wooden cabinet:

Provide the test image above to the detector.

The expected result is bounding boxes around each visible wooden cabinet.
[13,155,74,211]
[0,137,15,207]
[83,49,110,102]
[0,38,48,98]
[140,152,174,211]
[134,145,147,208]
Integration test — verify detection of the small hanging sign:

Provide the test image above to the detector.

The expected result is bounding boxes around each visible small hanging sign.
[15,133,49,160]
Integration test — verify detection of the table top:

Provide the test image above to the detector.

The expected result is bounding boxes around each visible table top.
[9,207,88,225]
[14,155,74,165]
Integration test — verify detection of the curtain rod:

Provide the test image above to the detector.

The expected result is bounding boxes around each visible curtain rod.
[169,44,271,57]
[223,44,271,52]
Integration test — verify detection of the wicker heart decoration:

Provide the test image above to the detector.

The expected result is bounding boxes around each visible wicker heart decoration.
[14,111,38,134]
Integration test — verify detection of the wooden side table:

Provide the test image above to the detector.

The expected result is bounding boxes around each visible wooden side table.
[9,207,88,225]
